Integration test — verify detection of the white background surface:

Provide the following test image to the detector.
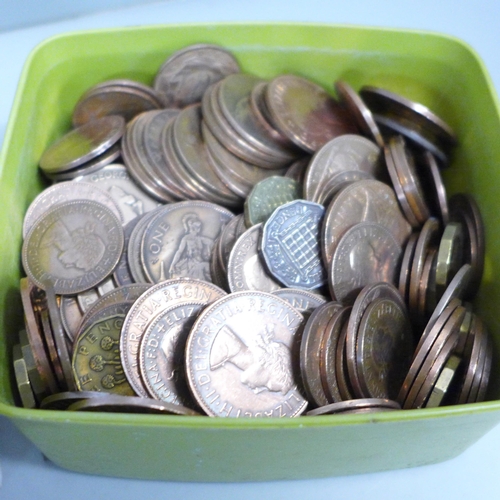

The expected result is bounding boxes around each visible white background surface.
[1,1,500,498]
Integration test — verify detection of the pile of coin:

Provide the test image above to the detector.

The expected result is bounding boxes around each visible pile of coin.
[12,43,492,417]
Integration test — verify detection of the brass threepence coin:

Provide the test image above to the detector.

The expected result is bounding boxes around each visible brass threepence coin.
[12,344,37,409]
[435,222,464,298]
[185,291,307,417]
[22,200,124,295]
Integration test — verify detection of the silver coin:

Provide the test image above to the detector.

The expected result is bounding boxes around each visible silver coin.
[330,222,402,304]
[139,301,205,406]
[154,44,240,108]
[140,201,234,284]
[261,200,326,290]
[120,278,226,397]
[113,216,140,286]
[22,200,124,295]
[313,170,374,206]
[23,181,123,238]
[272,288,327,315]
[185,291,307,417]
[74,164,161,224]
[39,115,125,175]
[303,134,382,202]
[227,224,282,293]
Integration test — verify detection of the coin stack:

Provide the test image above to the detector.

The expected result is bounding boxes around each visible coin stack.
[12,43,491,417]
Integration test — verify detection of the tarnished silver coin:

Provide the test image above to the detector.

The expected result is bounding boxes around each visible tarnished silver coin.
[154,43,240,108]
[139,301,205,407]
[185,291,307,417]
[227,224,282,293]
[265,75,358,153]
[261,200,326,290]
[22,200,124,295]
[40,390,109,410]
[140,201,234,283]
[120,278,226,397]
[39,115,125,176]
[272,288,328,315]
[75,164,161,224]
[303,134,382,202]
[322,179,411,266]
[112,217,140,286]
[306,398,400,416]
[23,181,123,238]
[329,222,402,304]
[244,176,301,227]
[314,170,374,207]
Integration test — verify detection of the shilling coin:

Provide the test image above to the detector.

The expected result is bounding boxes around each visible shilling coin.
[330,222,402,304]
[112,217,140,286]
[449,193,485,299]
[59,295,85,343]
[320,305,351,403]
[299,301,343,407]
[22,200,124,295]
[40,116,125,176]
[154,43,240,108]
[75,287,100,314]
[284,157,310,184]
[227,224,282,293]
[244,176,301,227]
[185,291,307,417]
[120,278,226,397]
[346,282,405,399]
[265,75,358,153]
[23,181,123,238]
[72,83,162,127]
[322,179,411,266]
[67,394,200,415]
[314,170,374,207]
[261,200,326,290]
[272,289,327,315]
[73,314,136,396]
[140,201,234,284]
[306,398,400,416]
[74,164,161,224]
[216,213,246,276]
[355,297,413,400]
[303,134,382,202]
[19,278,59,394]
[334,80,384,148]
[13,344,37,409]
[138,301,206,407]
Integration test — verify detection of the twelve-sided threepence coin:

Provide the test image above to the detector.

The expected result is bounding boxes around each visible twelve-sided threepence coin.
[261,199,326,290]
[140,201,234,283]
[22,200,124,295]
[120,278,226,397]
[185,291,307,417]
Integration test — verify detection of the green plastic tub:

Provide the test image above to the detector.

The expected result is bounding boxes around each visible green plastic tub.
[1,22,500,482]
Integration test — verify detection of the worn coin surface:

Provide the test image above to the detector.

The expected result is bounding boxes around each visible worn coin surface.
[261,200,326,290]
[22,200,124,295]
[73,314,136,396]
[120,278,226,397]
[306,398,401,416]
[185,291,307,417]
[330,222,402,304]
[273,288,327,315]
[227,224,282,293]
[139,301,205,406]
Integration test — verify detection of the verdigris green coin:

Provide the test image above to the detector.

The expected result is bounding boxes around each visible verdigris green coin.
[244,176,301,227]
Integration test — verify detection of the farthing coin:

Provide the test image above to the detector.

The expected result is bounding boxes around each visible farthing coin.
[22,200,124,295]
[74,164,161,224]
[265,75,358,153]
[303,134,382,202]
[139,301,205,407]
[227,224,282,293]
[120,278,226,397]
[330,222,402,304]
[154,44,240,108]
[322,179,412,266]
[140,201,234,283]
[23,181,123,238]
[355,297,413,400]
[185,291,307,417]
[72,314,136,396]
[244,176,302,227]
[261,200,326,290]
